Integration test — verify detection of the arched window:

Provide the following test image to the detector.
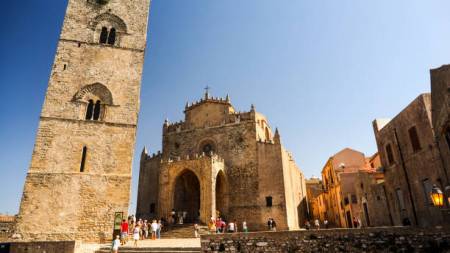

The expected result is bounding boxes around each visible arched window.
[85,100,94,120]
[99,27,108,44]
[265,127,271,140]
[93,100,101,120]
[107,28,116,45]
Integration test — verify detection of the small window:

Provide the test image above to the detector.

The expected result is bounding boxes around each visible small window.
[107,28,116,45]
[150,203,156,213]
[99,27,108,44]
[93,100,101,120]
[376,196,381,201]
[266,196,273,207]
[351,194,357,204]
[85,100,94,120]
[386,144,395,165]
[80,146,87,172]
[408,126,422,152]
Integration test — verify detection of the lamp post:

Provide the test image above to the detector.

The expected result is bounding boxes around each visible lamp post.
[431,185,444,208]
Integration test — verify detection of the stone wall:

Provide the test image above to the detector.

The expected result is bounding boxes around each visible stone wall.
[373,93,448,228]
[0,241,76,253]
[201,227,450,253]
[16,0,151,242]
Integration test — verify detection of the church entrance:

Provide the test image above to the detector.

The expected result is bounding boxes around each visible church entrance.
[215,171,228,219]
[173,170,200,223]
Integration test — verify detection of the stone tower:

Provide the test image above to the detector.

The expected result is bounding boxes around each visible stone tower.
[15,0,151,242]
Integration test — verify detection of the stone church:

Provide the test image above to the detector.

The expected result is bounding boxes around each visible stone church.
[15,0,150,242]
[137,92,308,231]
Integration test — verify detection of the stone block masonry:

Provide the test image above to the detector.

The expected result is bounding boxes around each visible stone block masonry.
[201,227,450,252]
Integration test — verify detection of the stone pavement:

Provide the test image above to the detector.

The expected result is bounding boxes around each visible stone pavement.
[94,238,201,253]
[124,238,200,248]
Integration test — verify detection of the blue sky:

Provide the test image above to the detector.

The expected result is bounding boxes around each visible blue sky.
[1,0,449,215]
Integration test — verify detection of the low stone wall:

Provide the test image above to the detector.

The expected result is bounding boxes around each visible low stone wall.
[0,241,76,253]
[201,227,450,252]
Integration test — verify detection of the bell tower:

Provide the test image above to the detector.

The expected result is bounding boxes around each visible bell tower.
[15,0,151,242]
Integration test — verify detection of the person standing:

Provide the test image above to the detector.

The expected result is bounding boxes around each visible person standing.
[171,209,176,224]
[242,221,248,233]
[151,220,158,240]
[324,219,329,229]
[112,235,121,253]
[215,218,222,233]
[120,219,129,245]
[267,218,273,231]
[156,220,162,239]
[228,221,235,233]
[305,220,311,230]
[133,224,140,247]
[314,219,320,230]
[208,218,215,234]
[143,220,149,239]
[194,223,200,238]
[271,219,277,232]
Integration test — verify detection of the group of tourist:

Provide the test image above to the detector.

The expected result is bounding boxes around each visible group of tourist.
[207,217,248,234]
[304,219,329,230]
[119,216,165,246]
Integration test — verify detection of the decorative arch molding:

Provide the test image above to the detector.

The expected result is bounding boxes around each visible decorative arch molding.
[73,83,114,105]
[90,12,127,33]
[197,138,218,155]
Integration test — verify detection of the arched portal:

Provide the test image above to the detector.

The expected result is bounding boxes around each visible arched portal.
[173,170,200,223]
[215,171,228,219]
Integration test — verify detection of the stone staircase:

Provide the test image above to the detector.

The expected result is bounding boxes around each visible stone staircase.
[161,224,209,239]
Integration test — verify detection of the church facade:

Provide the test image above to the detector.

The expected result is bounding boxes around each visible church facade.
[137,92,308,231]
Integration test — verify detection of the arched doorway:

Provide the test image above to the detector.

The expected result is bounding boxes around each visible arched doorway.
[173,170,200,223]
[215,171,228,219]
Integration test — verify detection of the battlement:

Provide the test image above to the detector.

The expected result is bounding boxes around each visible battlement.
[184,93,231,112]
[161,152,225,164]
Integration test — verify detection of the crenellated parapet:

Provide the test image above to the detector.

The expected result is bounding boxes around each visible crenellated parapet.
[184,93,231,112]
[161,152,225,164]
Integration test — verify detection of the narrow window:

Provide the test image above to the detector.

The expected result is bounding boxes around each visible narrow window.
[150,203,155,213]
[93,100,101,120]
[63,64,67,70]
[266,196,273,207]
[99,27,108,44]
[85,100,94,120]
[386,144,395,165]
[422,179,433,205]
[408,126,422,152]
[351,194,357,204]
[80,146,87,172]
[107,28,116,45]
[395,188,406,211]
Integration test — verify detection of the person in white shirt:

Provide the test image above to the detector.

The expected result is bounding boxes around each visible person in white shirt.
[228,221,235,233]
[151,220,158,240]
[112,235,120,253]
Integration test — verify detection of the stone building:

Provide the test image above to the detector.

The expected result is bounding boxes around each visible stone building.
[353,154,393,227]
[15,0,151,242]
[373,93,448,227]
[321,148,385,228]
[136,92,308,231]
[305,178,326,223]
[431,65,450,201]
